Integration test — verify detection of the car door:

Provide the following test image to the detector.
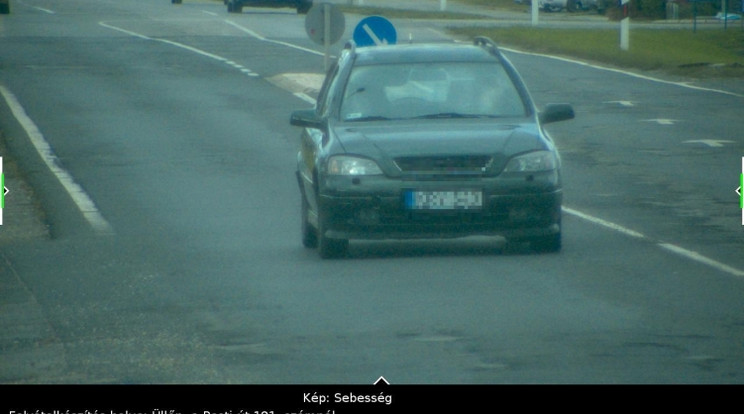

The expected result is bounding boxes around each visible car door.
[299,61,340,211]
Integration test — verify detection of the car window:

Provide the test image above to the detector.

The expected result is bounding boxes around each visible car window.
[339,62,527,121]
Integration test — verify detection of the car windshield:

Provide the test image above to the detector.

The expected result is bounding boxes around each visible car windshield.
[339,61,527,122]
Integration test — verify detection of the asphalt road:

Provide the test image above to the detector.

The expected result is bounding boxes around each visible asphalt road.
[1,0,743,386]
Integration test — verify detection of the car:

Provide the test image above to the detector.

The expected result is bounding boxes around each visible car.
[225,0,312,14]
[715,12,742,20]
[539,0,567,12]
[289,37,574,258]
[537,0,602,12]
[0,0,9,14]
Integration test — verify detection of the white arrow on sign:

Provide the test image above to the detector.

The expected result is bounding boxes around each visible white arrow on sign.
[362,23,387,46]
[737,186,741,196]
[683,140,735,148]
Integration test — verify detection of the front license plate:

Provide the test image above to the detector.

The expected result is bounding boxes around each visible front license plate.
[404,190,483,210]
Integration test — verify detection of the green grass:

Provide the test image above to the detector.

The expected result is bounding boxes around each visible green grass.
[449,27,744,77]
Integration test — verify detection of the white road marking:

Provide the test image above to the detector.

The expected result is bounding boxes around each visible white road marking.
[561,207,645,239]
[643,118,678,125]
[500,47,744,99]
[293,92,317,105]
[223,20,325,57]
[28,4,55,14]
[99,21,259,77]
[563,207,744,278]
[603,100,635,107]
[0,85,114,235]
[683,139,735,148]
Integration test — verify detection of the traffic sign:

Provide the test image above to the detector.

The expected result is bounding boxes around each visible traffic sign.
[353,16,396,47]
[305,3,345,46]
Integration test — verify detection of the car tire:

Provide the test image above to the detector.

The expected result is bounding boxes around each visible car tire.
[301,194,318,249]
[227,1,242,13]
[316,204,348,259]
[530,231,562,253]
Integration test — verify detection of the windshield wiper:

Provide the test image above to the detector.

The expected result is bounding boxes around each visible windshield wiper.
[344,115,395,122]
[412,113,498,119]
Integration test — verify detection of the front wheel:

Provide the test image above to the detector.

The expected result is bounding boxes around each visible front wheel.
[227,1,242,13]
[316,205,348,259]
[301,194,318,249]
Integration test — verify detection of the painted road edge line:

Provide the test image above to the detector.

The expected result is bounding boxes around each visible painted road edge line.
[0,85,114,236]
[499,46,744,99]
[562,207,744,278]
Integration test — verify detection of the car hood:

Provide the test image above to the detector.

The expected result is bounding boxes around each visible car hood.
[332,119,549,175]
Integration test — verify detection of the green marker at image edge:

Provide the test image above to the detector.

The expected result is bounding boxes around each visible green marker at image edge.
[741,173,743,210]
[1,173,4,209]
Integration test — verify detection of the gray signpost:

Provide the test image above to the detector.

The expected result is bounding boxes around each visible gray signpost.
[305,3,345,71]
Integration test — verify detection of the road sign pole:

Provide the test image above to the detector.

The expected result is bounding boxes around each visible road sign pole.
[323,5,329,71]
[532,0,539,26]
[620,0,630,51]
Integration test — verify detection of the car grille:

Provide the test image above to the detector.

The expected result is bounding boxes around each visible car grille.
[394,155,492,174]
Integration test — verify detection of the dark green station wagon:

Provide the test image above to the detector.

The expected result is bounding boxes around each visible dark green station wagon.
[290,38,575,258]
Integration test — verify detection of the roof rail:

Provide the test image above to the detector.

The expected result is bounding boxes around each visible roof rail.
[473,36,499,54]
[344,39,357,52]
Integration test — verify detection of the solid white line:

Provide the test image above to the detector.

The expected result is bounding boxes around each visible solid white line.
[500,46,744,99]
[30,5,55,14]
[99,21,151,40]
[658,243,744,277]
[223,19,325,57]
[0,85,114,235]
[562,207,646,239]
[563,206,744,278]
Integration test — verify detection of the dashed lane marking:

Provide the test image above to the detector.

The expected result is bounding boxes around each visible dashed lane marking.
[98,21,259,77]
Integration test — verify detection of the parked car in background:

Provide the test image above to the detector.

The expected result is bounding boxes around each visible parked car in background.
[225,0,312,14]
[535,0,606,12]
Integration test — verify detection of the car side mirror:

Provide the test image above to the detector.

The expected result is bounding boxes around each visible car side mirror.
[539,103,575,125]
[290,109,325,130]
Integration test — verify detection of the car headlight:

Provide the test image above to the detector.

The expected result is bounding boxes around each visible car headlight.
[504,151,557,172]
[327,155,383,175]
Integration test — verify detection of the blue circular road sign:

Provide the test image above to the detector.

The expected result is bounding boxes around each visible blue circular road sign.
[352,16,397,47]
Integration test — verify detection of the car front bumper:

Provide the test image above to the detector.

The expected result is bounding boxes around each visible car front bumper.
[317,173,562,241]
